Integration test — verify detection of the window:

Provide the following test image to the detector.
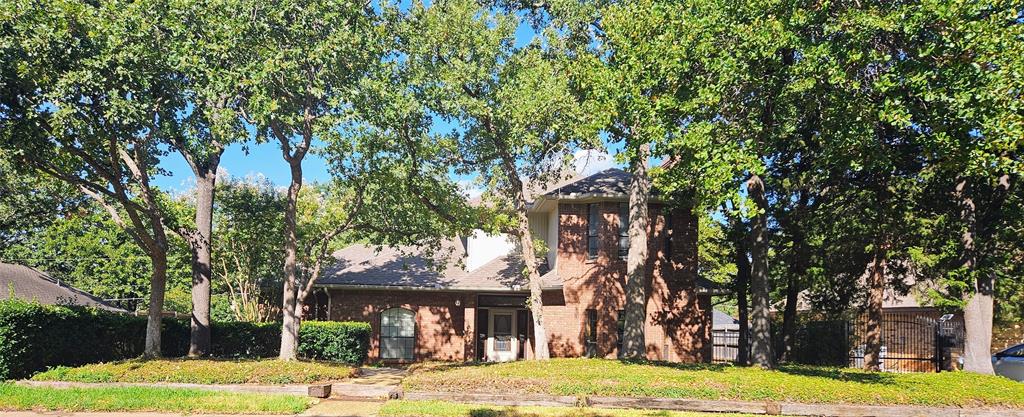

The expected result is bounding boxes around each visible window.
[999,345,1024,358]
[618,203,630,259]
[584,309,597,357]
[616,309,625,357]
[380,308,415,360]
[587,204,599,259]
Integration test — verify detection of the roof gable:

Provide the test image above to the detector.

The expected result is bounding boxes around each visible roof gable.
[0,263,125,311]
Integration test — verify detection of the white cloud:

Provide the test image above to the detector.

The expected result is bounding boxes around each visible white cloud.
[572,149,616,177]
[457,179,485,199]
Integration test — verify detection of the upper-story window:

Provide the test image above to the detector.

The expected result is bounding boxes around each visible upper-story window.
[618,203,630,259]
[587,203,599,259]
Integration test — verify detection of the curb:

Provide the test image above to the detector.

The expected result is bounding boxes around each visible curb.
[19,380,403,401]
[402,391,578,407]
[403,391,1024,417]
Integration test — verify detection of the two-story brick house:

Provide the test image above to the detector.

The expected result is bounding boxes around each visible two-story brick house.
[309,168,716,363]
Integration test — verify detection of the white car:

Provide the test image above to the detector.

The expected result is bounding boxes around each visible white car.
[993,343,1024,382]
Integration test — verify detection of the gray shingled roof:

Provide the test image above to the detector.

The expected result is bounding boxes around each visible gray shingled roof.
[713,309,740,330]
[317,241,559,291]
[0,263,125,311]
[540,168,664,199]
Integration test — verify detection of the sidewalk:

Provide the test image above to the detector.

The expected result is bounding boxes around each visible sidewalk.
[0,399,382,417]
[401,390,1024,417]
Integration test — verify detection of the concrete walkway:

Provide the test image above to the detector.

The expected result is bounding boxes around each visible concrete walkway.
[328,368,405,400]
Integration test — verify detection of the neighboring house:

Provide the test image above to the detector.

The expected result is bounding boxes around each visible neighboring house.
[711,309,741,363]
[309,168,719,363]
[0,262,125,312]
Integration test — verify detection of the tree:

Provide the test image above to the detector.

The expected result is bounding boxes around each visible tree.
[212,176,286,322]
[389,0,602,359]
[230,0,383,360]
[901,1,1023,374]
[159,1,251,356]
[1,200,193,312]
[0,150,86,249]
[2,0,180,357]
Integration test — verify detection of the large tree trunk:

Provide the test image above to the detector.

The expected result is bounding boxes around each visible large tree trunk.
[514,211,550,360]
[279,159,304,361]
[958,178,995,374]
[189,171,216,357]
[622,142,651,359]
[779,192,809,362]
[863,247,887,372]
[734,226,751,366]
[143,252,169,358]
[497,145,549,360]
[747,174,773,368]
[780,274,799,362]
[963,271,995,373]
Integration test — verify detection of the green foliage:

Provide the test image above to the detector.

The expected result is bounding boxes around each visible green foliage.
[0,299,146,380]
[212,176,286,322]
[405,359,1024,407]
[31,358,356,385]
[0,204,192,313]
[0,383,311,414]
[297,321,372,364]
[0,299,371,380]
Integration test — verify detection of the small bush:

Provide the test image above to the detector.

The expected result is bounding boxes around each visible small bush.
[298,321,371,364]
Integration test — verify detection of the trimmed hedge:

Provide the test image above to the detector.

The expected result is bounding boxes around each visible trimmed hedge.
[298,321,371,364]
[0,299,370,380]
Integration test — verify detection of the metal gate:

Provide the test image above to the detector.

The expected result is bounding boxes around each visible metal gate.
[848,315,964,373]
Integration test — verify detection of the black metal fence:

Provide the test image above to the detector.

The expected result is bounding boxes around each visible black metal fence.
[712,314,965,372]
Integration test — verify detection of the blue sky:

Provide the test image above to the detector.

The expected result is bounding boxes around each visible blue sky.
[152,16,623,193]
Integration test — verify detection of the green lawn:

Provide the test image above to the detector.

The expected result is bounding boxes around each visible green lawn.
[0,383,310,414]
[403,359,1024,408]
[380,400,763,417]
[31,358,356,384]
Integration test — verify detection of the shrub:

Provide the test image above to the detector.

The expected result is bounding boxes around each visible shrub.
[0,299,146,380]
[212,321,281,358]
[0,299,370,380]
[298,321,371,364]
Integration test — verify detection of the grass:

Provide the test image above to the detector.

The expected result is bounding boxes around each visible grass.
[0,383,311,414]
[31,358,356,384]
[380,400,764,417]
[403,358,1024,409]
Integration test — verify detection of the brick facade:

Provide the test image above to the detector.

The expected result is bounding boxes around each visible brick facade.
[320,201,712,363]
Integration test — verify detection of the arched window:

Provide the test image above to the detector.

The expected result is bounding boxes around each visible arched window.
[380,308,415,360]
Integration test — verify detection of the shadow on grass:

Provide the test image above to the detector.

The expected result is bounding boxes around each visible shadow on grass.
[776,365,897,385]
[615,358,731,372]
[468,408,674,417]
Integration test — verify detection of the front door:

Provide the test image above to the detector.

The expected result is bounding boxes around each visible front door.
[487,310,517,362]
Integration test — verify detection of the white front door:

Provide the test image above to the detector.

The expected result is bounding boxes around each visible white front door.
[487,310,518,362]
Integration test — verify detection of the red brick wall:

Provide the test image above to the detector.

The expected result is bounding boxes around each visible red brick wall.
[325,290,474,363]
[548,201,710,362]
[321,200,710,363]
